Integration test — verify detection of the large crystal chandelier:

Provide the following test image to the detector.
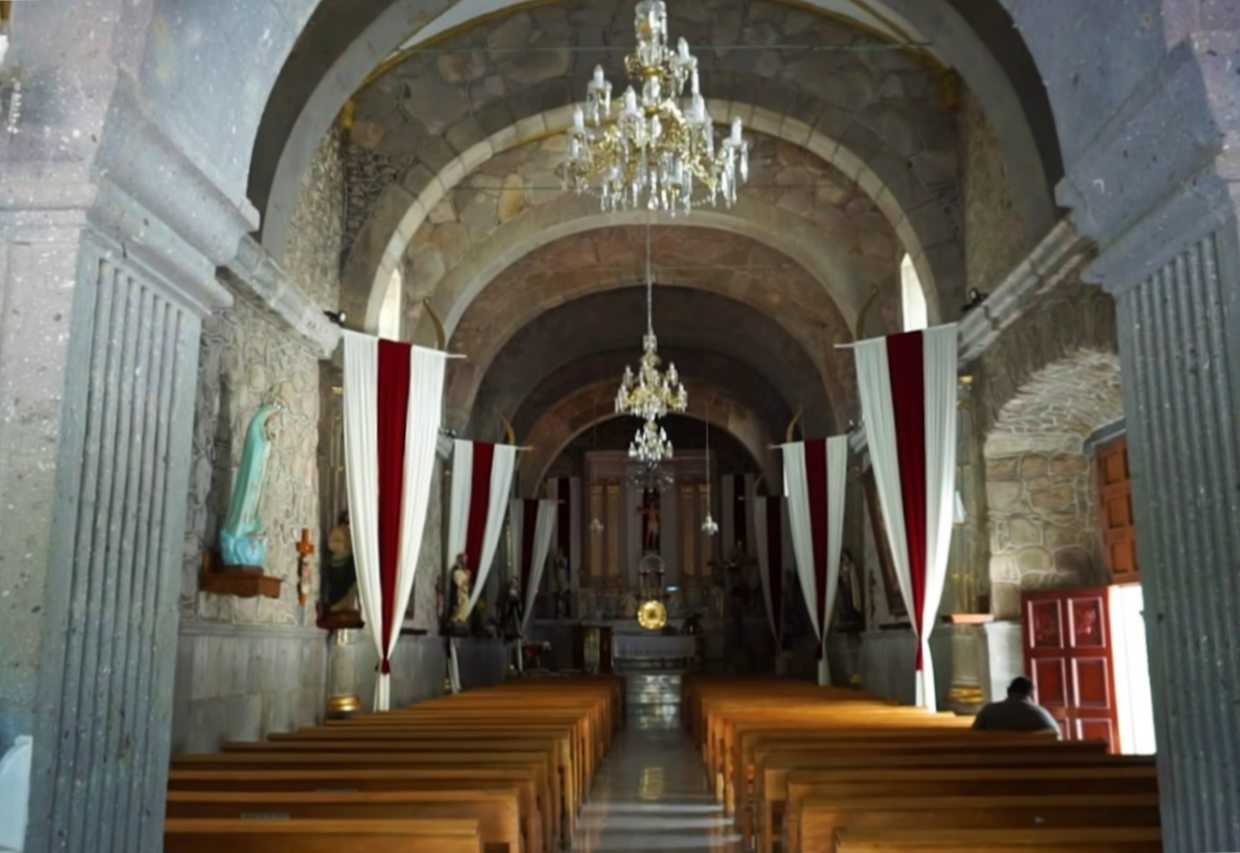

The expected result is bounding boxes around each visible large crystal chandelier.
[617,225,687,464]
[564,0,750,215]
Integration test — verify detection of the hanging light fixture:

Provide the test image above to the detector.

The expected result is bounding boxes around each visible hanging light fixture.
[701,410,718,537]
[616,223,687,468]
[564,0,749,215]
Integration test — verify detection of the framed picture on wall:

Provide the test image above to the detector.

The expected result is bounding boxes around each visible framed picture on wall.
[862,470,909,624]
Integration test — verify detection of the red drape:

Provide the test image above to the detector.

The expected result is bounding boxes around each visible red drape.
[375,339,412,673]
[804,438,830,654]
[464,442,496,574]
[887,331,928,668]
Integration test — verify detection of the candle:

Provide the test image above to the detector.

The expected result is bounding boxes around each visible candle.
[730,116,743,144]
[573,107,584,130]
[678,37,690,61]
[593,65,605,88]
[691,69,700,95]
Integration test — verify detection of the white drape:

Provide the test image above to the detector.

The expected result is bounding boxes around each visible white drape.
[342,331,446,711]
[783,443,818,638]
[752,497,780,642]
[342,333,382,704]
[447,440,518,618]
[919,327,959,708]
[511,499,558,631]
[854,326,958,711]
[781,437,848,685]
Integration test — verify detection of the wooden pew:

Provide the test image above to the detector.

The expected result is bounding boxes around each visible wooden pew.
[799,793,1160,853]
[164,817,482,853]
[758,747,1142,851]
[219,733,575,840]
[169,750,558,843]
[742,732,1097,835]
[833,827,1164,852]
[166,789,523,853]
[774,765,1159,853]
[167,766,547,853]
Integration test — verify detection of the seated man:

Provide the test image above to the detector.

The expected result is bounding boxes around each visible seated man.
[972,676,1062,737]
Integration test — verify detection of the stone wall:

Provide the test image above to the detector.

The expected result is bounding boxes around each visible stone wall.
[174,131,344,746]
[958,88,1029,294]
[985,446,1105,618]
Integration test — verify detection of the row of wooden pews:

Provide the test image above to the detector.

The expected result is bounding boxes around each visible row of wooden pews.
[165,675,622,852]
[684,676,1162,853]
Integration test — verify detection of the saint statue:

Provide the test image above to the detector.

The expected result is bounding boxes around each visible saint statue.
[323,511,357,612]
[837,548,864,629]
[554,549,571,618]
[449,552,473,629]
[637,491,660,552]
[219,401,282,568]
[501,578,524,640]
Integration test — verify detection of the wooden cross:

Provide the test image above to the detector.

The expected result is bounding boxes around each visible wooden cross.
[296,527,315,606]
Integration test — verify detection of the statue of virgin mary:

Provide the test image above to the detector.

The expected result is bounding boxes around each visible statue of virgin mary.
[219,401,282,568]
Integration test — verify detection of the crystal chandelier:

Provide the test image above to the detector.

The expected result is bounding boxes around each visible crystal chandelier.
[616,225,687,438]
[629,417,673,465]
[701,412,718,536]
[564,0,750,215]
[628,460,675,493]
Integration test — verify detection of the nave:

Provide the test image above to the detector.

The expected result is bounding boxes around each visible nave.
[160,672,1162,852]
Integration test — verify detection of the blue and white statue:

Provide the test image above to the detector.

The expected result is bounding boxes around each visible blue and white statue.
[219,401,283,568]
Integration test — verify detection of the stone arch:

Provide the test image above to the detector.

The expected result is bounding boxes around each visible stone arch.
[345,101,948,336]
[520,379,780,494]
[981,348,1124,619]
[441,232,848,432]
[253,0,1058,267]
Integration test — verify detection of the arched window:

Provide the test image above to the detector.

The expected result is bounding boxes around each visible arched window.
[378,267,403,339]
[900,253,928,332]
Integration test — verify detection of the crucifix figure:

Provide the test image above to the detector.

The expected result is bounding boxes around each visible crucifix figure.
[296,527,315,606]
[637,490,660,553]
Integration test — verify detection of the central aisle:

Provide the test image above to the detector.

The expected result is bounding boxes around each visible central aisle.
[572,674,743,852]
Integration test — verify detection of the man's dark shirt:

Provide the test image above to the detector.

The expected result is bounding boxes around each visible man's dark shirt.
[971,696,1061,737]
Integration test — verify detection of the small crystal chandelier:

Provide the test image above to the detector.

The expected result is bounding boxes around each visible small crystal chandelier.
[628,460,675,493]
[629,416,673,465]
[564,0,749,215]
[701,411,718,537]
[589,516,605,536]
[615,224,688,437]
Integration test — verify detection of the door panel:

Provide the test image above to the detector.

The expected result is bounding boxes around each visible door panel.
[1022,586,1120,752]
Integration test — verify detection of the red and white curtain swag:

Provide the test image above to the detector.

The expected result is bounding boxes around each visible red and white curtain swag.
[855,325,958,712]
[446,439,518,691]
[781,436,849,685]
[342,331,448,711]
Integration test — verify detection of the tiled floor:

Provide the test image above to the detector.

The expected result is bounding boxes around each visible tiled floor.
[572,674,743,852]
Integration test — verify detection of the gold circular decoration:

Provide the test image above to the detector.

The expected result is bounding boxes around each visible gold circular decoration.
[637,599,668,631]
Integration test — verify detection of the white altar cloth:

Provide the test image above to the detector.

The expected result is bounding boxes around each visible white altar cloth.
[612,633,697,661]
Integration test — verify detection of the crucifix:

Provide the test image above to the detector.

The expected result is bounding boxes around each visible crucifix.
[296,527,315,606]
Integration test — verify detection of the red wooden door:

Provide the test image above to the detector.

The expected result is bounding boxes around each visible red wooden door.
[1021,587,1120,751]
[1096,437,1139,581]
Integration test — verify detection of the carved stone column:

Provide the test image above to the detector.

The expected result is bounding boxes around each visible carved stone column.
[1056,36,1240,852]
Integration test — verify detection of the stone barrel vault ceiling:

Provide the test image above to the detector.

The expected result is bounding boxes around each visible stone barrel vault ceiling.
[247,0,1064,479]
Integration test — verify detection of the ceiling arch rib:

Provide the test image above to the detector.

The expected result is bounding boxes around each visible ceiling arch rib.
[347,111,920,339]
[498,346,799,445]
[519,379,781,495]
[440,229,850,431]
[254,0,1056,275]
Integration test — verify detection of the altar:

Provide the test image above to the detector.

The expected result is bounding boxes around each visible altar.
[612,631,699,667]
